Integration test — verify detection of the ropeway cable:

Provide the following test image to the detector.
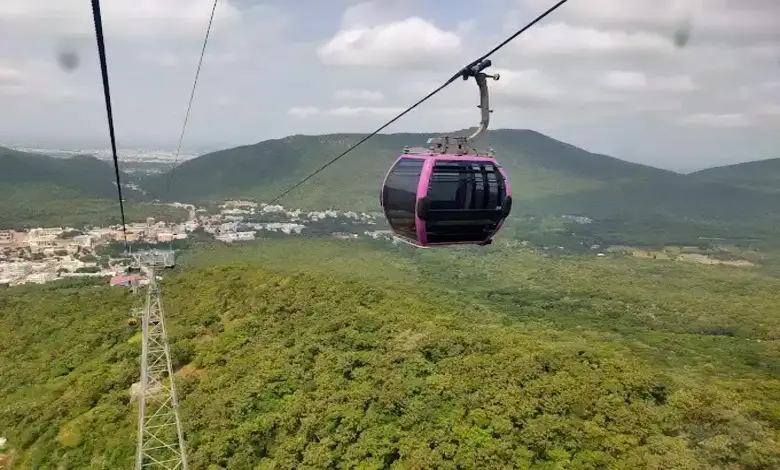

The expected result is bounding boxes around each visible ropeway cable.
[91,0,129,253]
[266,0,571,205]
[164,0,220,199]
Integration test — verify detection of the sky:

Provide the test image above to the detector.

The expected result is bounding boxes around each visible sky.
[0,0,778,172]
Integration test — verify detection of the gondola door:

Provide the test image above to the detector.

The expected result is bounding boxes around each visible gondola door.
[381,156,426,243]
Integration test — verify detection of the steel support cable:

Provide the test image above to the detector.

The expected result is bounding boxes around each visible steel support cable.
[164,0,220,198]
[267,0,571,205]
[91,0,129,252]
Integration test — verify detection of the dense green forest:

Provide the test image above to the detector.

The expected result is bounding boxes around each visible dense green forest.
[144,129,656,207]
[0,146,188,229]
[0,185,187,229]
[4,131,778,232]
[141,129,780,230]
[688,158,780,193]
[3,238,780,468]
[3,131,779,467]
[0,147,136,199]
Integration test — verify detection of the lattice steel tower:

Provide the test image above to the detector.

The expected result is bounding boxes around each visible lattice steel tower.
[133,251,188,470]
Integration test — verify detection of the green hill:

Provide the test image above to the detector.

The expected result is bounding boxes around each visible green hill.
[3,238,780,468]
[146,129,675,210]
[146,129,779,228]
[528,179,780,224]
[688,157,780,193]
[0,146,138,199]
[0,147,185,229]
[486,129,675,182]
[5,132,776,232]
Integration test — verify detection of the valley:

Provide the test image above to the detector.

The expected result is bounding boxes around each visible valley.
[2,128,779,469]
[3,236,780,468]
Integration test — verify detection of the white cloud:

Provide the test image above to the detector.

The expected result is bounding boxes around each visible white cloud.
[752,104,780,127]
[600,71,647,91]
[521,0,687,28]
[0,0,776,171]
[601,71,696,92]
[288,104,471,120]
[334,89,384,102]
[0,83,26,96]
[653,75,696,92]
[521,0,780,34]
[761,81,780,91]
[754,104,780,117]
[0,61,87,100]
[491,69,562,106]
[288,107,321,118]
[288,105,406,119]
[0,0,241,39]
[679,113,751,128]
[0,66,25,86]
[679,102,780,129]
[339,1,410,29]
[513,23,676,57]
[327,106,404,117]
[489,68,632,111]
[317,17,461,67]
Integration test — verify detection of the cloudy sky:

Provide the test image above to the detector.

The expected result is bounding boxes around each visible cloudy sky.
[0,0,777,171]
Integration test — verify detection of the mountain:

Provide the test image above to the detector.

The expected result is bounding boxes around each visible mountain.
[6,130,774,230]
[0,146,136,199]
[0,147,183,229]
[4,239,780,467]
[145,128,677,210]
[687,158,780,193]
[528,178,780,225]
[145,128,779,227]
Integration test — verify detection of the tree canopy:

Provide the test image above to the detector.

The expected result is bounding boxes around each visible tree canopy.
[2,239,780,468]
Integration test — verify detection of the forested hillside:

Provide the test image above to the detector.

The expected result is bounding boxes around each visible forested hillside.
[3,239,780,468]
[689,157,780,193]
[0,147,186,229]
[141,129,779,229]
[5,131,778,230]
[528,178,780,225]
[0,184,188,229]
[0,146,142,199]
[144,129,670,209]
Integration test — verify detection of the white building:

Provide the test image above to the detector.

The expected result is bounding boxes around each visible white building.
[26,272,57,284]
[157,232,174,243]
[72,235,93,247]
[29,227,63,237]
[261,204,285,214]
[60,259,85,272]
[0,231,14,244]
[10,263,31,277]
[215,232,256,243]
[28,235,57,252]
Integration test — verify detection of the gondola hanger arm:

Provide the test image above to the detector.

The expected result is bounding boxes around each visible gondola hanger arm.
[461,59,499,143]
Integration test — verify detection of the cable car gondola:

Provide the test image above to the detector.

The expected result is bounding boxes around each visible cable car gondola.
[380,60,512,247]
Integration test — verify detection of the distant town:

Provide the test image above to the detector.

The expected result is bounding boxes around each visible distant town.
[0,200,396,287]
[1,197,756,288]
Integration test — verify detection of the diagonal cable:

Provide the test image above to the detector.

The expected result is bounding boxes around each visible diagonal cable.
[91,0,128,252]
[267,0,571,205]
[164,0,220,199]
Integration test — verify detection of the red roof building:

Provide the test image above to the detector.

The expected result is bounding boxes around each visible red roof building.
[110,274,140,287]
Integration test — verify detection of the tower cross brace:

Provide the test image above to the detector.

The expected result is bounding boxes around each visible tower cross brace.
[133,251,188,470]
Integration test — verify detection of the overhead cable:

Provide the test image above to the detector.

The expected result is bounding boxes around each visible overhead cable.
[164,0,220,198]
[91,0,129,252]
[267,0,571,205]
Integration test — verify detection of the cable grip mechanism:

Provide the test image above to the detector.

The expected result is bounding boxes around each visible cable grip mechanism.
[462,59,500,142]
[426,60,500,155]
